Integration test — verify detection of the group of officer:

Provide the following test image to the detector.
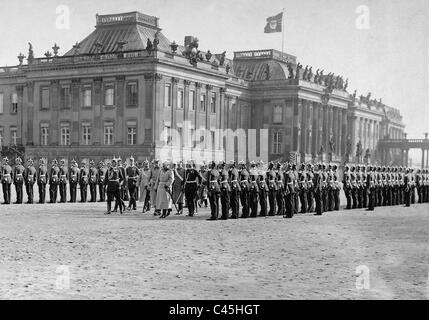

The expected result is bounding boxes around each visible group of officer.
[343,164,429,210]
[1,156,428,220]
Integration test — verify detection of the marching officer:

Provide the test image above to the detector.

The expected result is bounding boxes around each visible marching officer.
[104,157,125,215]
[118,158,129,203]
[355,166,363,209]
[267,162,277,216]
[404,167,412,207]
[321,164,328,212]
[207,161,221,220]
[97,161,107,202]
[184,160,201,217]
[172,161,186,215]
[198,162,209,208]
[360,165,367,208]
[248,161,259,218]
[138,160,152,213]
[58,159,68,203]
[79,160,89,203]
[69,160,79,203]
[49,159,60,203]
[229,161,241,219]
[150,160,161,215]
[284,162,295,218]
[13,157,25,204]
[126,156,140,211]
[89,160,98,203]
[2,157,13,204]
[350,165,358,209]
[239,160,250,218]
[24,158,36,204]
[219,161,231,220]
[332,164,340,211]
[37,158,48,204]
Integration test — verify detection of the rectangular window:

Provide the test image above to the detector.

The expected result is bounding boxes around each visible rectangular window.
[40,125,49,146]
[272,131,282,155]
[104,86,114,106]
[211,131,215,150]
[200,94,206,112]
[177,89,184,109]
[60,124,70,146]
[82,124,91,145]
[210,93,216,113]
[60,86,71,109]
[0,93,3,114]
[189,90,195,111]
[273,105,283,124]
[41,87,50,110]
[127,126,137,145]
[165,84,171,107]
[83,86,92,107]
[104,123,114,145]
[10,127,17,145]
[126,82,138,106]
[11,93,18,114]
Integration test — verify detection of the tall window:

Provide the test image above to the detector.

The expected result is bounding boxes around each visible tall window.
[83,86,92,107]
[10,127,17,145]
[177,89,184,109]
[211,131,215,150]
[11,93,18,114]
[189,90,195,111]
[210,93,216,113]
[60,124,70,146]
[273,105,283,124]
[61,86,71,109]
[164,126,172,145]
[127,126,137,145]
[126,82,138,106]
[41,87,50,109]
[200,94,206,112]
[165,84,171,107]
[104,86,114,106]
[40,125,49,146]
[82,124,91,145]
[0,93,3,114]
[272,131,282,154]
[104,123,114,145]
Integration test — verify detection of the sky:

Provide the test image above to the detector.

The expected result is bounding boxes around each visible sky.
[0,0,428,161]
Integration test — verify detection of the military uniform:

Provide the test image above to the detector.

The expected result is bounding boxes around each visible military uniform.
[366,166,375,211]
[172,164,186,214]
[258,169,268,217]
[37,160,48,204]
[98,162,107,202]
[24,159,36,204]
[248,164,259,218]
[313,164,323,216]
[58,161,68,203]
[219,164,231,220]
[89,161,99,203]
[126,159,140,210]
[79,162,89,203]
[185,163,201,217]
[306,165,314,213]
[49,161,60,203]
[267,164,277,216]
[343,166,352,209]
[13,158,25,204]
[239,163,250,218]
[104,159,125,214]
[276,164,286,216]
[69,161,79,203]
[229,163,241,219]
[332,165,340,211]
[1,158,13,204]
[284,164,295,218]
[298,164,308,213]
[350,167,358,209]
[207,163,221,220]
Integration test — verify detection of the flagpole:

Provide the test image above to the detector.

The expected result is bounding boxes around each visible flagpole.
[281,8,285,55]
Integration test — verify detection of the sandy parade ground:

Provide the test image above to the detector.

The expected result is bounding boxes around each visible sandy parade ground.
[0,186,428,300]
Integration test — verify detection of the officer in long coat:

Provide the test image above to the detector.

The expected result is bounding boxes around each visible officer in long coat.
[24,158,36,204]
[89,160,98,203]
[298,163,308,213]
[138,160,151,213]
[332,164,340,211]
[404,168,412,207]
[313,163,323,216]
[184,160,202,217]
[350,166,358,209]
[284,162,295,218]
[172,161,186,215]
[155,161,174,219]
[219,161,231,220]
[2,157,13,204]
[69,160,79,203]
[366,165,375,211]
[104,158,124,215]
[58,159,68,203]
[13,157,25,204]
[228,161,241,219]
[97,161,107,202]
[258,166,269,217]
[198,162,209,208]
[306,164,314,213]
[150,160,161,215]
[248,161,260,218]
[126,156,140,211]
[267,162,277,216]
[238,161,250,218]
[276,163,286,216]
[207,161,221,220]
[37,158,48,204]
[343,165,352,209]
[49,159,60,203]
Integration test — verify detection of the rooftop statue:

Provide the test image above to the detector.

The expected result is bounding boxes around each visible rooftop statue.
[219,51,226,66]
[28,42,34,62]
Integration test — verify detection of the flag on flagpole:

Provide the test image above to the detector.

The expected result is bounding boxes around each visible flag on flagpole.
[264,12,283,33]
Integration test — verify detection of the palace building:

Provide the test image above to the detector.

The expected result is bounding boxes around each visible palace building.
[0,11,405,165]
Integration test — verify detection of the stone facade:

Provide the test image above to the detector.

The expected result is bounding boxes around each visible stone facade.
[0,11,405,165]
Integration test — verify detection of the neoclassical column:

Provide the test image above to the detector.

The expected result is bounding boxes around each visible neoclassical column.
[16,85,24,145]
[307,101,313,155]
[93,77,103,145]
[115,75,125,144]
[71,78,81,145]
[300,99,306,155]
[171,77,179,131]
[50,80,60,146]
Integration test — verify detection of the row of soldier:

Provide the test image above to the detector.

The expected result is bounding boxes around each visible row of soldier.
[1,157,428,218]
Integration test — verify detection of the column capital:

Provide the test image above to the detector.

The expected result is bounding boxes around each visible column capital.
[206,84,213,91]
[171,77,179,84]
[184,79,191,86]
